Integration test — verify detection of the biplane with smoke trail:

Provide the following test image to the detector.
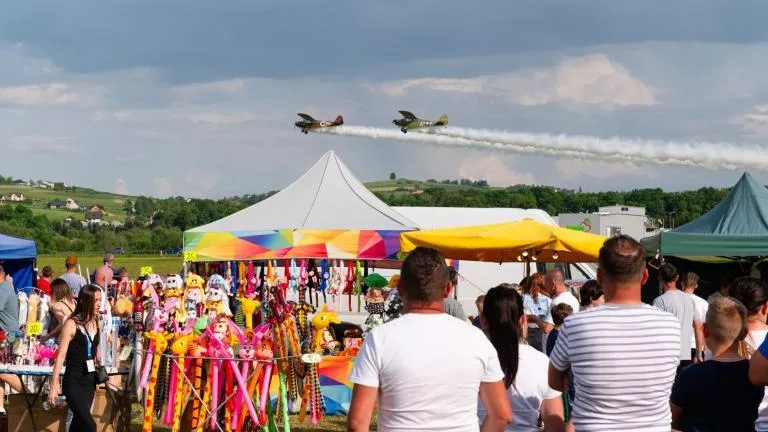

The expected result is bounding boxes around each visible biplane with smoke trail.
[392,110,448,133]
[294,113,344,134]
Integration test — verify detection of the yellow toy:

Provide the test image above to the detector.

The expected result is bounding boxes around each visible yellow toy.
[311,304,340,353]
[26,293,40,328]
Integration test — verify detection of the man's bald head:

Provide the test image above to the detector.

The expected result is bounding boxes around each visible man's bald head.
[597,235,647,285]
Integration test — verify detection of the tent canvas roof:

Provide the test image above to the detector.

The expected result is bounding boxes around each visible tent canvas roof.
[641,172,768,257]
[188,150,419,233]
[0,233,36,259]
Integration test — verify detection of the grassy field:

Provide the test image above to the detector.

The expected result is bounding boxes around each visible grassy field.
[366,178,501,194]
[37,254,183,278]
[128,411,367,431]
[0,184,131,223]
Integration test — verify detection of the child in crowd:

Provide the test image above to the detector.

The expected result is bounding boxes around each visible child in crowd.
[546,302,575,427]
[671,297,764,431]
[471,295,484,328]
[546,303,573,356]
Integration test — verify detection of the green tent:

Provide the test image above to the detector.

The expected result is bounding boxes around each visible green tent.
[641,172,768,257]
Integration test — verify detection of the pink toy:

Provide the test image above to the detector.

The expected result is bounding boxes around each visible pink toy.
[203,318,259,429]
[139,304,169,389]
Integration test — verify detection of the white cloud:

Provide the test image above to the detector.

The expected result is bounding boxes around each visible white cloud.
[0,83,100,107]
[553,159,649,182]
[182,111,259,125]
[114,178,129,195]
[115,154,147,163]
[737,104,768,139]
[9,136,82,154]
[171,79,247,95]
[458,155,536,186]
[365,54,656,109]
[182,171,219,195]
[152,177,173,197]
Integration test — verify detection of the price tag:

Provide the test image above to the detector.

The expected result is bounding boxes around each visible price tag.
[183,251,198,262]
[27,321,42,336]
[301,353,322,364]
[140,266,153,276]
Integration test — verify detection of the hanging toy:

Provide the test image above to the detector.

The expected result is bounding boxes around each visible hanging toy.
[141,330,172,432]
[204,274,232,319]
[38,294,50,332]
[307,259,320,307]
[363,287,386,334]
[162,332,193,427]
[139,303,170,390]
[18,291,28,331]
[320,260,328,304]
[299,259,309,304]
[345,261,355,312]
[238,293,261,335]
[312,305,341,354]
[354,261,364,313]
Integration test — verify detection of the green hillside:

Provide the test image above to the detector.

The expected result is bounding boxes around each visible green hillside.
[366,177,499,195]
[0,185,133,224]
[0,177,494,224]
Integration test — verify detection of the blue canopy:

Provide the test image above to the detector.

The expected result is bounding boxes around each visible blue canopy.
[0,233,36,259]
[0,233,37,289]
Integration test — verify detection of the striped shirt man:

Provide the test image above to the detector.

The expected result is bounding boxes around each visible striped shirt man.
[549,304,681,431]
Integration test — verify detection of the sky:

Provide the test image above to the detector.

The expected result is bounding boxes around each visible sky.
[3,1,768,198]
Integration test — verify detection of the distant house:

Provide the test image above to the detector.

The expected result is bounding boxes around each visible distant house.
[49,198,80,210]
[85,209,104,222]
[12,180,30,186]
[9,194,25,202]
[88,204,105,213]
[48,199,67,209]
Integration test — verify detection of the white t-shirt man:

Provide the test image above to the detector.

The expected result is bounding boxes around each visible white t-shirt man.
[550,304,681,431]
[688,293,708,348]
[478,344,561,432]
[349,313,503,432]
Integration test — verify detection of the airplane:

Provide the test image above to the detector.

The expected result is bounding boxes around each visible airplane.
[392,110,448,133]
[294,113,344,134]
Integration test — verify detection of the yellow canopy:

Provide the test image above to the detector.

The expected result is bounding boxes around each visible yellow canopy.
[400,218,607,263]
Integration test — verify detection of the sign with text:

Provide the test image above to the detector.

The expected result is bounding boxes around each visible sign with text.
[140,266,153,276]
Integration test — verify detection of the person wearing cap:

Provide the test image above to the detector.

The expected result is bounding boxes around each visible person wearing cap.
[59,256,87,298]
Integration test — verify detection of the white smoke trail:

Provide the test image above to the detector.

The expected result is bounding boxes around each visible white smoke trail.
[319,125,768,172]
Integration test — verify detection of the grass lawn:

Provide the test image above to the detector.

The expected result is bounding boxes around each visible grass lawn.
[37,254,183,278]
[127,402,373,431]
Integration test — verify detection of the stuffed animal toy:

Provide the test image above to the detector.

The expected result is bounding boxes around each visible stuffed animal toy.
[204,274,232,318]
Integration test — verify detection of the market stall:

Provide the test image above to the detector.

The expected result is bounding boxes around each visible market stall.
[129,150,419,431]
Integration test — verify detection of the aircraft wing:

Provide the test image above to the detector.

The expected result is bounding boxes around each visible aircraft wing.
[398,110,418,120]
[297,113,316,122]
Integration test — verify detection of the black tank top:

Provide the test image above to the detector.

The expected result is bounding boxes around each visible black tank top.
[64,324,100,377]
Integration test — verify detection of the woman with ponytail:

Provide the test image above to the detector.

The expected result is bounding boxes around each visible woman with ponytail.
[478,283,565,432]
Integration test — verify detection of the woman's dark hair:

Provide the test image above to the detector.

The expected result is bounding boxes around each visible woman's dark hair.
[579,280,604,307]
[71,284,101,324]
[482,284,522,388]
[50,278,73,302]
[729,276,767,316]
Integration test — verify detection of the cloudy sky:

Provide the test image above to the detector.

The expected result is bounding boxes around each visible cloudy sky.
[3,1,768,198]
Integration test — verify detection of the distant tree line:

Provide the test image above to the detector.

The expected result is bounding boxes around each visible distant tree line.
[0,179,732,254]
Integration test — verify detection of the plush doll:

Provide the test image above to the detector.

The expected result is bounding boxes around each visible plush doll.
[363,287,386,334]
[312,305,340,354]
[204,274,232,318]
[38,294,50,332]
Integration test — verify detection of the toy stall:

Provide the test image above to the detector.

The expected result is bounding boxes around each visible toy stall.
[128,150,417,431]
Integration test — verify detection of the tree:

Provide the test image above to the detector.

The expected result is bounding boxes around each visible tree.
[389,172,396,180]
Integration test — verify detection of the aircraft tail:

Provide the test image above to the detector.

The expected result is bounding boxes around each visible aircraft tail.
[436,114,448,125]
[335,115,344,125]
